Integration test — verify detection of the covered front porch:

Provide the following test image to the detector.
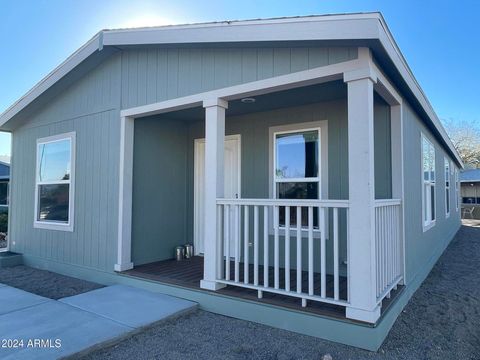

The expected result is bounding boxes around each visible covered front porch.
[115,47,405,324]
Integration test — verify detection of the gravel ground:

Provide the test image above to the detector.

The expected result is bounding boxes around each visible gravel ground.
[0,265,103,299]
[79,224,480,360]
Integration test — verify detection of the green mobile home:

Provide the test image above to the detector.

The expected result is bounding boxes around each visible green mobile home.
[0,13,462,350]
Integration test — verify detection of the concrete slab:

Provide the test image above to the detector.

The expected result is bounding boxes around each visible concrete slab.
[0,301,131,360]
[0,286,49,315]
[60,284,197,328]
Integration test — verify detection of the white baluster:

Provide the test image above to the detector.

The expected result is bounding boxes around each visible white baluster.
[285,206,290,292]
[224,204,230,281]
[254,205,259,286]
[244,205,249,284]
[308,206,313,296]
[320,207,326,298]
[263,206,269,288]
[296,206,302,294]
[274,205,280,290]
[333,207,339,301]
[234,205,240,283]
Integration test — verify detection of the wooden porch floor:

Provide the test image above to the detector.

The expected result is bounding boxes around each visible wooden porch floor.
[124,256,403,322]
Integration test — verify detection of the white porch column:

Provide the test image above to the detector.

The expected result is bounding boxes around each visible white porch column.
[200,98,228,291]
[344,68,381,323]
[115,116,134,272]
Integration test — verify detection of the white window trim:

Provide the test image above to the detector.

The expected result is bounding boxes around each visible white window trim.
[34,132,76,232]
[268,120,329,237]
[455,168,460,212]
[444,157,450,218]
[421,133,436,232]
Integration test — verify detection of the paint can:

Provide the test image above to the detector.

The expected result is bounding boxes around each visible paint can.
[184,244,194,259]
[175,246,185,261]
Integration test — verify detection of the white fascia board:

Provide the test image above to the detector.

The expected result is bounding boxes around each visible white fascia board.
[102,16,380,46]
[0,33,102,127]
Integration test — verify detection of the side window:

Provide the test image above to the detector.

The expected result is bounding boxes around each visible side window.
[34,133,75,231]
[444,158,450,217]
[422,134,436,230]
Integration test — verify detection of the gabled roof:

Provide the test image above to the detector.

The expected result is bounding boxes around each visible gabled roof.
[0,12,463,167]
[460,169,480,183]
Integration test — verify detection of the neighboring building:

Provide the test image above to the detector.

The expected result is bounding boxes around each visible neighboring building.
[0,13,463,351]
[0,160,9,213]
[460,169,480,219]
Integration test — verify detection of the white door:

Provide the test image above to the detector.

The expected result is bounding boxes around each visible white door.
[194,135,241,256]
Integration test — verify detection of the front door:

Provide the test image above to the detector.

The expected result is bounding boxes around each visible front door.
[194,135,241,256]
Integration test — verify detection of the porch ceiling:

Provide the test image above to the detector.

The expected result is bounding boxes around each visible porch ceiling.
[148,80,346,122]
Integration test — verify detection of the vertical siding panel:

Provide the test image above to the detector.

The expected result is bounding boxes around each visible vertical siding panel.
[214,48,229,89]
[328,47,350,64]
[188,49,203,95]
[227,48,243,86]
[177,49,191,97]
[137,50,148,105]
[127,51,138,108]
[167,49,179,99]
[273,48,291,76]
[257,48,274,80]
[308,48,329,68]
[241,48,257,83]
[290,48,309,72]
[201,49,215,91]
[156,49,168,102]
[146,49,157,104]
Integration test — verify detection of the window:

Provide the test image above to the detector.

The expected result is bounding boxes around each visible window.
[444,158,450,217]
[455,168,460,212]
[422,134,435,230]
[274,128,320,227]
[0,181,8,206]
[34,133,75,231]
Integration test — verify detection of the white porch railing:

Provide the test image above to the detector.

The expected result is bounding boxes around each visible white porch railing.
[374,199,403,303]
[215,198,350,308]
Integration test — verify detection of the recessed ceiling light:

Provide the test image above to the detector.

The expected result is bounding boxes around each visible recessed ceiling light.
[241,97,256,104]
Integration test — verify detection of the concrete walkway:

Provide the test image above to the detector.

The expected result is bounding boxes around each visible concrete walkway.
[0,284,196,359]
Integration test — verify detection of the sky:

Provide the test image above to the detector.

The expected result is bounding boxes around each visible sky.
[0,0,479,157]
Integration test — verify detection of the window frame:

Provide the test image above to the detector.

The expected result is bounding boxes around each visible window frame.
[444,157,450,218]
[421,133,436,232]
[455,168,460,212]
[269,121,329,236]
[0,180,8,207]
[34,132,76,232]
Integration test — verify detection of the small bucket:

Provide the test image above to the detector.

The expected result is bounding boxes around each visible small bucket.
[175,246,185,261]
[184,244,194,259]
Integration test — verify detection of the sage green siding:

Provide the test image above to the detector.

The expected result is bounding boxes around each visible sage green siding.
[120,47,357,108]
[402,102,461,284]
[9,45,358,272]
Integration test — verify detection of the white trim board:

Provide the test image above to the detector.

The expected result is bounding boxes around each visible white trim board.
[0,13,462,167]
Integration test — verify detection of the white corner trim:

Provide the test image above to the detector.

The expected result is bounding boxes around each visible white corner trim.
[33,132,76,232]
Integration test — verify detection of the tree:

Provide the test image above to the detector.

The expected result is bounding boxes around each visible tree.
[442,118,480,168]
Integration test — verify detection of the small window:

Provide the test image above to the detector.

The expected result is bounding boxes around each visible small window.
[34,133,75,231]
[274,129,320,227]
[422,134,436,230]
[444,158,450,217]
[0,181,8,206]
[455,169,460,211]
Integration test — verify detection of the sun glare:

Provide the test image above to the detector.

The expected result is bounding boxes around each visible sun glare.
[120,14,178,29]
